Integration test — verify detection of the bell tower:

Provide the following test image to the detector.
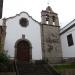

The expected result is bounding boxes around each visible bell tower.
[41,6,62,64]
[0,0,3,18]
[41,6,59,26]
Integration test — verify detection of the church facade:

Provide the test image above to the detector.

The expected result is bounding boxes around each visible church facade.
[4,12,42,61]
[0,6,62,64]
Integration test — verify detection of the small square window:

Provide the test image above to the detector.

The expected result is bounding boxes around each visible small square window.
[67,34,74,46]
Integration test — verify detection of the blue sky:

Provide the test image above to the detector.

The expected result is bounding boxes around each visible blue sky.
[3,0,75,28]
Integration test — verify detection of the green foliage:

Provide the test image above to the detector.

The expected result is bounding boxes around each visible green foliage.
[0,51,15,72]
[54,64,75,72]
[0,51,10,64]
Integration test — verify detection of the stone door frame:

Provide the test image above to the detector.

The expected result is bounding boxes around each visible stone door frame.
[14,38,32,62]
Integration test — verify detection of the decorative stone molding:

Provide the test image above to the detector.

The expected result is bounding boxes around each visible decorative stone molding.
[14,38,32,62]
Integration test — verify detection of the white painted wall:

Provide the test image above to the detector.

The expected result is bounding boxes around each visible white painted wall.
[60,27,75,58]
[4,12,42,60]
[0,19,3,26]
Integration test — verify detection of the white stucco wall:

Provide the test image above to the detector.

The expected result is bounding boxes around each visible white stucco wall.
[0,19,3,26]
[4,12,42,60]
[60,27,75,58]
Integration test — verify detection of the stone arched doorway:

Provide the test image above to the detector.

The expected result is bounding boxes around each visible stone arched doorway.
[15,39,32,62]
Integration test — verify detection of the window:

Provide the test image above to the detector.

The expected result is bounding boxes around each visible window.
[52,16,55,25]
[46,14,49,24]
[67,34,74,46]
[19,18,29,27]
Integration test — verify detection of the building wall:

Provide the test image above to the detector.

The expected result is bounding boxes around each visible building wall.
[41,25,62,63]
[0,0,3,18]
[0,26,2,51]
[60,27,75,58]
[0,26,6,52]
[41,6,62,63]
[4,12,42,60]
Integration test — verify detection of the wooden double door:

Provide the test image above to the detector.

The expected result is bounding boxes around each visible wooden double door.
[16,40,30,62]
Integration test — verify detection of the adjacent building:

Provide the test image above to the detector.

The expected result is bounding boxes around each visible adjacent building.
[60,19,75,59]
